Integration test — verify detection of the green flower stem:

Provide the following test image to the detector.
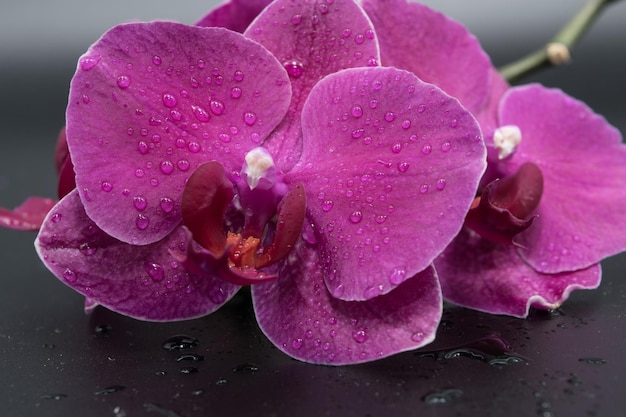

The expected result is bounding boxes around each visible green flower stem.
[499,0,621,82]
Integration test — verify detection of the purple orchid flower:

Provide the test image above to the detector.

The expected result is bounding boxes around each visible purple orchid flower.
[436,84,626,317]
[34,0,487,364]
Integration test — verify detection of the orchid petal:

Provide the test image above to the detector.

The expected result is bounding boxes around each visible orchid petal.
[67,22,291,245]
[362,0,492,114]
[245,0,380,170]
[253,240,442,365]
[0,197,56,231]
[35,190,239,321]
[435,228,601,318]
[196,0,271,32]
[287,66,485,301]
[498,85,626,273]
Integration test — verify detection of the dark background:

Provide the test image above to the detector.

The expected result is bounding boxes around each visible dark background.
[1,1,625,416]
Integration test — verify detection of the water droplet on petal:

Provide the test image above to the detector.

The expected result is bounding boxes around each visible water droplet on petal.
[384,112,396,122]
[352,329,368,343]
[244,112,257,126]
[160,160,174,175]
[291,338,304,350]
[349,210,363,224]
[80,55,100,71]
[210,100,225,115]
[192,105,210,122]
[136,214,150,230]
[162,93,178,108]
[101,181,113,192]
[389,267,406,284]
[79,242,98,256]
[63,268,77,283]
[160,197,174,213]
[133,196,147,211]
[436,178,447,191]
[145,261,164,281]
[116,75,131,89]
[397,162,409,172]
[422,144,432,155]
[291,14,303,25]
[231,87,242,99]
[420,184,429,194]
[441,142,451,152]
[321,200,334,212]
[283,60,304,78]
[351,105,363,118]
[152,55,162,66]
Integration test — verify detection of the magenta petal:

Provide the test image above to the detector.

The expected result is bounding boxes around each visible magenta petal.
[35,190,239,321]
[245,0,380,170]
[252,240,442,365]
[435,229,601,318]
[0,197,56,231]
[362,0,491,114]
[196,0,271,32]
[67,22,291,245]
[287,67,485,301]
[498,85,626,273]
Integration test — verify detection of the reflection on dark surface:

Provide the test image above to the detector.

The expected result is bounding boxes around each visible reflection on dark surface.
[1,21,626,417]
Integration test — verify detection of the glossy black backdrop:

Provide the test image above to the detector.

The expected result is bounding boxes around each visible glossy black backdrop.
[1,2,626,416]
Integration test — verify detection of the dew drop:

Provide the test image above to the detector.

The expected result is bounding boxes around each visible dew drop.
[231,87,242,99]
[79,242,97,256]
[187,141,201,153]
[411,331,425,342]
[291,14,303,25]
[354,34,365,44]
[351,105,363,118]
[422,144,432,155]
[51,213,62,223]
[136,214,150,230]
[162,335,199,351]
[423,389,463,405]
[401,119,411,129]
[191,105,210,122]
[441,141,451,152]
[420,184,429,194]
[291,338,304,350]
[349,210,363,224]
[162,93,178,108]
[160,160,174,175]
[321,200,334,212]
[244,112,257,126]
[101,181,113,192]
[145,261,164,281]
[63,268,77,283]
[389,267,406,284]
[210,100,225,115]
[384,111,396,122]
[352,329,368,344]
[369,99,378,109]
[233,70,244,81]
[177,159,190,171]
[391,142,402,154]
[116,75,131,89]
[397,162,409,172]
[80,55,100,71]
[133,196,147,211]
[417,104,426,113]
[351,128,365,139]
[152,55,162,66]
[160,197,174,213]
[436,178,447,191]
[283,60,304,78]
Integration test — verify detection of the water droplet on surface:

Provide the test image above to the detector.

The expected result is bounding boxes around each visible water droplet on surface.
[384,111,396,122]
[210,100,225,115]
[94,385,126,395]
[62,268,77,283]
[351,105,363,118]
[51,213,62,223]
[351,128,364,139]
[133,196,147,211]
[145,261,164,281]
[423,389,463,405]
[349,210,363,224]
[441,141,451,152]
[80,55,100,71]
[436,178,447,191]
[291,338,304,350]
[231,87,242,99]
[578,357,607,365]
[162,93,178,108]
[79,242,97,256]
[389,267,406,284]
[232,363,259,373]
[397,162,409,172]
[244,112,257,126]
[160,160,174,175]
[422,144,432,155]
[160,197,174,213]
[192,105,210,122]
[179,366,199,374]
[401,119,411,129]
[369,99,378,109]
[100,181,113,192]
[152,55,162,66]
[391,142,402,154]
[176,353,204,362]
[352,329,368,343]
[162,335,199,351]
[116,75,131,89]
[283,60,304,78]
[420,184,429,194]
[136,214,150,230]
[291,14,303,25]
[321,200,334,212]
